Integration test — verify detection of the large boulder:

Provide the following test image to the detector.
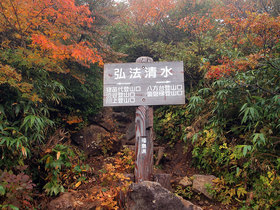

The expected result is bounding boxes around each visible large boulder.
[89,107,133,133]
[125,122,135,142]
[192,175,217,199]
[87,107,135,145]
[72,125,121,155]
[88,107,115,132]
[113,112,132,124]
[126,181,201,210]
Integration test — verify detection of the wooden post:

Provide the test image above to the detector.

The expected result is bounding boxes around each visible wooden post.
[135,56,154,183]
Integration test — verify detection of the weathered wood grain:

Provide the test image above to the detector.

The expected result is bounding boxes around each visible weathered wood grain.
[135,57,154,183]
[135,105,154,182]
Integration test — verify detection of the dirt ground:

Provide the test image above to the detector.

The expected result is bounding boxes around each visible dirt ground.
[38,139,235,209]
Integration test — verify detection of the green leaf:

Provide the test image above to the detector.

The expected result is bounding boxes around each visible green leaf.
[0,185,5,195]
[198,88,210,96]
[243,145,252,157]
[216,89,228,100]
[8,205,19,210]
[252,133,266,146]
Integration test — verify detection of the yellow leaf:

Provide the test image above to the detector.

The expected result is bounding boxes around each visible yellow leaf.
[237,187,247,198]
[229,188,236,197]
[229,154,235,160]
[57,151,61,160]
[46,156,50,164]
[75,181,81,188]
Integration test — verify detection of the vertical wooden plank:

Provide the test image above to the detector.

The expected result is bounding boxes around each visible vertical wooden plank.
[135,57,154,183]
[145,106,154,179]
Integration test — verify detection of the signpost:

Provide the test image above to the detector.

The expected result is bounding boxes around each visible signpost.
[103,60,184,107]
[103,57,185,183]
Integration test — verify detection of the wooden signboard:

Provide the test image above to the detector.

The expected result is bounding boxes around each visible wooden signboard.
[103,58,185,184]
[103,61,184,107]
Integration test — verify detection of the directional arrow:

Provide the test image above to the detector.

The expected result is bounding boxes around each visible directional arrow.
[156,81,171,84]
[117,82,131,85]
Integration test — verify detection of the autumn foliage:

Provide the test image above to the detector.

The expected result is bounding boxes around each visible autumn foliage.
[1,0,280,209]
[176,0,280,79]
[128,0,176,25]
[0,0,103,67]
[0,0,106,207]
[111,0,280,208]
[0,0,105,107]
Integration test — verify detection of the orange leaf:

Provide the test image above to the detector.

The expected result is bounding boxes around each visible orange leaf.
[21,146,27,157]
[57,151,61,160]
[45,148,52,154]
[75,181,82,189]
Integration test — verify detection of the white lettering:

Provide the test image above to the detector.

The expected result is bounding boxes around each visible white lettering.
[145,67,157,78]
[160,66,173,78]
[129,67,142,79]
[130,98,136,103]
[106,87,112,92]
[142,138,146,143]
[114,68,126,79]
[124,98,130,103]
[147,86,153,97]
[177,85,183,90]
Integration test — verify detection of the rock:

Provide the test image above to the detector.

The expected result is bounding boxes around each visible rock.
[179,176,192,187]
[48,192,98,210]
[72,125,121,155]
[72,125,107,150]
[89,107,135,142]
[125,122,135,141]
[126,181,195,210]
[153,173,172,191]
[155,146,164,165]
[112,106,135,115]
[178,196,203,210]
[48,192,75,209]
[192,175,217,199]
[113,112,132,123]
[198,200,204,206]
[88,107,115,132]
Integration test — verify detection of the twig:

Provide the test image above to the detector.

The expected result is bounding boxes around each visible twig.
[0,2,18,31]
[9,0,23,34]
